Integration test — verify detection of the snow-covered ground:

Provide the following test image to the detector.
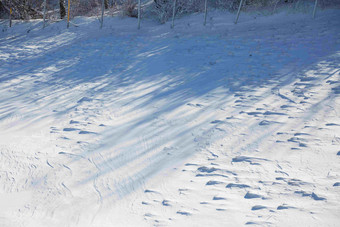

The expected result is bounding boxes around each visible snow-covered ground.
[0,7,340,227]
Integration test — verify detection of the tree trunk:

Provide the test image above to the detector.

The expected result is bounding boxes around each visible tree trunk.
[43,0,47,28]
[60,0,66,19]
[105,0,109,9]
[137,0,141,29]
[101,0,105,28]
[23,0,28,20]
[203,0,207,26]
[235,0,244,24]
[171,0,176,29]
[9,7,12,27]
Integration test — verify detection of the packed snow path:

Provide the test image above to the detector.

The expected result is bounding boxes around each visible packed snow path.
[0,9,340,226]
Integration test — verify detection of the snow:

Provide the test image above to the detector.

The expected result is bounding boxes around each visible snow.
[0,8,340,227]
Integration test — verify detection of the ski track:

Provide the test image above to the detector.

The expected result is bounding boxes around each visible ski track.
[0,8,340,227]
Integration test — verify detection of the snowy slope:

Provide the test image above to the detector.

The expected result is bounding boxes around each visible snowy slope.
[0,8,340,227]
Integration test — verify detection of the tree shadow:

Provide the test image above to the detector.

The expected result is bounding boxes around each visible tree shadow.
[0,15,339,203]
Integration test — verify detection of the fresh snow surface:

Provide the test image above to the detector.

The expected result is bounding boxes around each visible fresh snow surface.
[0,8,340,227]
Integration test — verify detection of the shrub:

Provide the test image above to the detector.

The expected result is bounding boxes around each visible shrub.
[122,0,138,17]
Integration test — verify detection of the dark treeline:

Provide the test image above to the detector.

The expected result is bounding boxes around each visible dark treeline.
[0,0,339,21]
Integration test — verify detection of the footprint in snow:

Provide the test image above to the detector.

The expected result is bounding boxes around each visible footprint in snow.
[144,189,160,194]
[276,132,287,135]
[162,200,171,206]
[206,180,224,186]
[226,183,250,189]
[259,120,280,126]
[300,77,317,82]
[210,120,225,124]
[251,205,267,211]
[294,191,326,201]
[178,188,189,195]
[288,179,309,186]
[50,127,60,133]
[276,178,309,186]
[277,205,296,210]
[63,128,79,132]
[187,103,203,108]
[291,147,301,150]
[326,123,340,126]
[294,132,310,136]
[185,163,199,166]
[46,160,54,168]
[246,221,272,225]
[244,192,262,199]
[232,156,268,164]
[200,202,209,205]
[280,105,294,109]
[326,80,339,85]
[196,173,229,178]
[176,211,191,216]
[287,136,307,143]
[213,196,226,200]
[215,128,226,132]
[77,97,93,103]
[332,86,340,94]
[299,143,307,147]
[79,130,97,134]
[197,166,219,173]
[246,111,263,116]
